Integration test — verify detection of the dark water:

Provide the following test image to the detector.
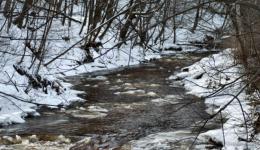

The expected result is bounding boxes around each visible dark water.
[0,52,217,149]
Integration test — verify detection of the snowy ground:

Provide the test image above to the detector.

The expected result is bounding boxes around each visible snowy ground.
[174,49,255,150]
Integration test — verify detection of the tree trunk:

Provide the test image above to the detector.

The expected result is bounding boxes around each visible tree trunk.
[13,0,33,28]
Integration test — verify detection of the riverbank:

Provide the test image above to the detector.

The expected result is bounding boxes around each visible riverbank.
[166,49,260,149]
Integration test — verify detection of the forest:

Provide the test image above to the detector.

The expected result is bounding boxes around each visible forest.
[0,0,260,149]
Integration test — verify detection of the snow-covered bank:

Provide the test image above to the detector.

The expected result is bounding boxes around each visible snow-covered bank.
[167,49,259,149]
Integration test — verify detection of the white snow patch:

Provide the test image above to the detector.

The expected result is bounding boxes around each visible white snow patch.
[171,49,257,149]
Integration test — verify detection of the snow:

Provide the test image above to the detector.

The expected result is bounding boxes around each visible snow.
[167,49,258,149]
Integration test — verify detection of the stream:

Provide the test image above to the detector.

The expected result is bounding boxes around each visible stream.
[0,51,219,149]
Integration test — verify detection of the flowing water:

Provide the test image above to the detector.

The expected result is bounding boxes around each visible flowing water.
[0,51,219,149]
